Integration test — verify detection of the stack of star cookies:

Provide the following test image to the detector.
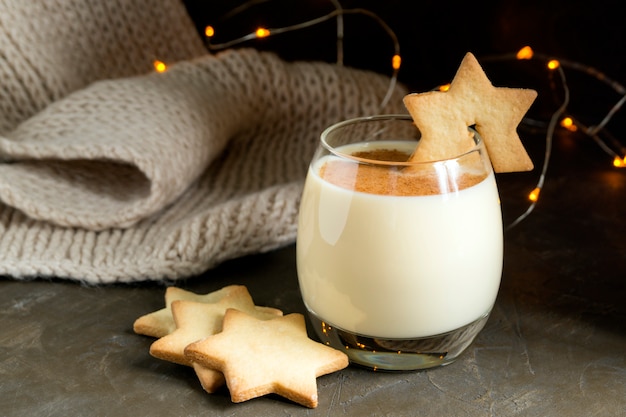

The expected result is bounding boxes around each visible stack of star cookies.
[133,285,348,408]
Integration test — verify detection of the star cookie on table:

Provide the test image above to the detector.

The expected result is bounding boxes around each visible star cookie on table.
[149,289,282,366]
[148,288,282,393]
[133,285,279,338]
[184,309,349,408]
[403,52,537,173]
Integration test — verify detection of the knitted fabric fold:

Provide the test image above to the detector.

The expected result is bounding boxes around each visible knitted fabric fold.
[0,48,407,283]
[1,52,265,229]
[0,0,207,134]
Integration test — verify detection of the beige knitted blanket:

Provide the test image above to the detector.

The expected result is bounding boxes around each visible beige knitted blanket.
[0,0,407,283]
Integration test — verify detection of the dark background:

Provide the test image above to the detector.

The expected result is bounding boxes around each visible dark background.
[182,0,626,137]
[181,0,626,84]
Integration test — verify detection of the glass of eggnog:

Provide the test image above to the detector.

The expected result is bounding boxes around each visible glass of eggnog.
[296,114,503,371]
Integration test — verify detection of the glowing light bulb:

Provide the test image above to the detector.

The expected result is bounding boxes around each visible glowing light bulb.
[528,187,541,202]
[547,59,560,70]
[613,156,626,168]
[255,27,270,38]
[153,60,167,73]
[560,117,577,131]
[516,46,534,60]
[439,83,451,92]
[392,54,401,70]
[205,25,215,38]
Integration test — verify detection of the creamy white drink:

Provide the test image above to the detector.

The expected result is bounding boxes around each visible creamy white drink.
[296,115,505,370]
[297,141,503,339]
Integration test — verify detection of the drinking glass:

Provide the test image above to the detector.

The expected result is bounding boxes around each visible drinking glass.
[296,114,503,371]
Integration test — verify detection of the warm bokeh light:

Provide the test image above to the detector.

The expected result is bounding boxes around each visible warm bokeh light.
[204,25,215,38]
[392,54,401,70]
[439,83,451,92]
[528,187,541,202]
[613,156,626,168]
[153,60,167,73]
[255,27,270,38]
[516,46,534,60]
[560,117,578,131]
[547,59,560,70]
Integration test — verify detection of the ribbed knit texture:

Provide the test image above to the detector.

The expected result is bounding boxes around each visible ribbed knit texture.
[0,0,407,283]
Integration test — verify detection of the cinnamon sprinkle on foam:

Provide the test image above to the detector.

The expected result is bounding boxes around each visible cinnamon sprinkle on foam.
[319,149,486,196]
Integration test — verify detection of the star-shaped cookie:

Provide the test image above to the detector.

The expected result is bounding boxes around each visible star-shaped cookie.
[403,52,537,173]
[149,289,282,366]
[148,287,282,393]
[184,309,349,408]
[133,285,279,338]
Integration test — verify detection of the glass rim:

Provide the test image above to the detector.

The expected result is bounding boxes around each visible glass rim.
[320,114,483,167]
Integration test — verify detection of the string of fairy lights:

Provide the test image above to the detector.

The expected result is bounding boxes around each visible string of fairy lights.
[153,1,625,230]
[202,0,402,112]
